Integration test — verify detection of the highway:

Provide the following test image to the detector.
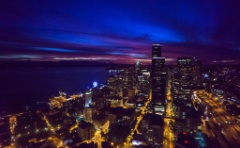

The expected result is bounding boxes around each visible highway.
[197,91,240,148]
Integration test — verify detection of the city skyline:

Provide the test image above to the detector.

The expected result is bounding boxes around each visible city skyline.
[1,0,240,64]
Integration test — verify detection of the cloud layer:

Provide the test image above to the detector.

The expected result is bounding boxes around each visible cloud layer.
[0,0,240,64]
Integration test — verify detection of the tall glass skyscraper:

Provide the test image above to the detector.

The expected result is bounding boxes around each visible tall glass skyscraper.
[151,44,167,114]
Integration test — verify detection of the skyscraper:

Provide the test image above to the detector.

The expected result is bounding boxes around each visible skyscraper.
[152,44,162,57]
[122,67,135,99]
[193,60,202,86]
[134,61,141,84]
[151,44,167,112]
[85,91,92,107]
[84,107,93,123]
[177,57,193,98]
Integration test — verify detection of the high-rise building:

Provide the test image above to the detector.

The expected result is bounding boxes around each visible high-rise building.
[84,107,93,123]
[123,67,134,88]
[85,91,92,107]
[139,114,164,146]
[134,61,142,84]
[151,44,167,109]
[122,67,135,99]
[106,75,119,96]
[152,44,162,57]
[78,121,95,141]
[193,60,202,86]
[177,58,193,98]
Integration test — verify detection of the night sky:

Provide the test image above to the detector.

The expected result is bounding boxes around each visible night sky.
[0,0,240,64]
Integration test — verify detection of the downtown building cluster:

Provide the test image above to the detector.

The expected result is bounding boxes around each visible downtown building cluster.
[1,44,240,148]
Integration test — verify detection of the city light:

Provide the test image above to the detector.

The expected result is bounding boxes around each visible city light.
[1,43,240,148]
[93,81,98,88]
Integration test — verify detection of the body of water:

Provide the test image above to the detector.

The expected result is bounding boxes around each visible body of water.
[0,67,111,113]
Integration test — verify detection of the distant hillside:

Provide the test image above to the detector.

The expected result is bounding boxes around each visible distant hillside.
[0,60,132,68]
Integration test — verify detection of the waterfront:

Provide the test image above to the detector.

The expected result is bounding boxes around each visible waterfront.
[0,67,110,113]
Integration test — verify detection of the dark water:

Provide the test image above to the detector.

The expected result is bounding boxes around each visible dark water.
[0,67,110,113]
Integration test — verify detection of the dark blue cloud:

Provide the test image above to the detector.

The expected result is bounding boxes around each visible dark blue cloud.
[32,47,78,53]
[0,0,240,64]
